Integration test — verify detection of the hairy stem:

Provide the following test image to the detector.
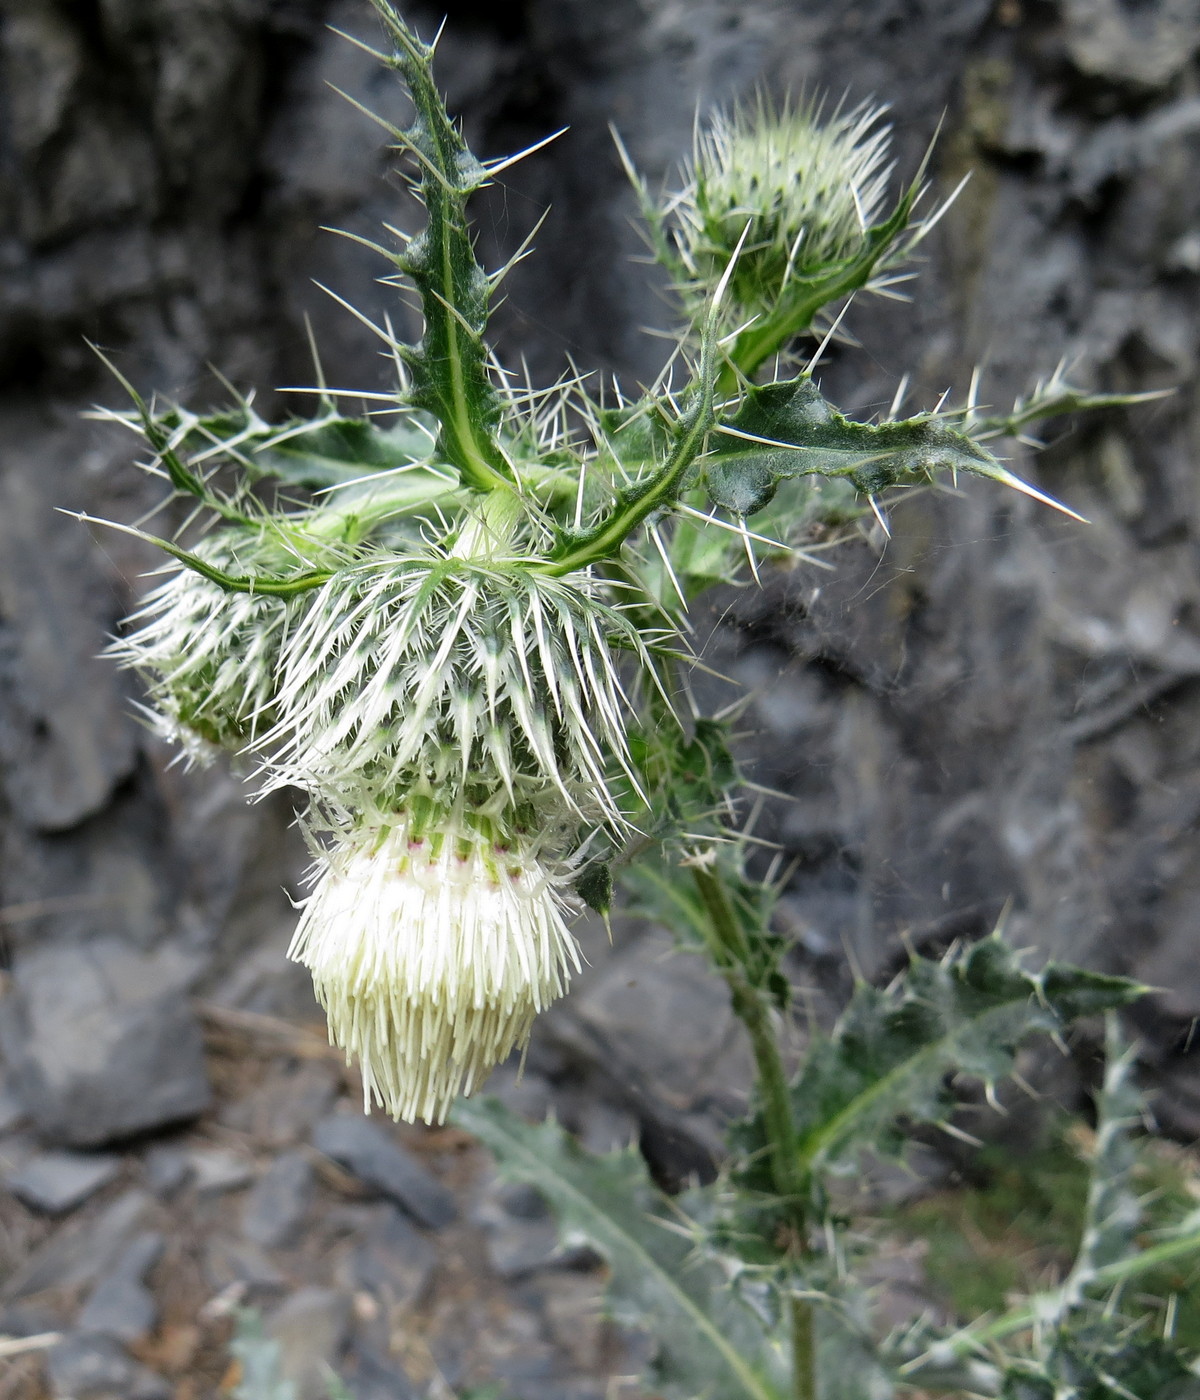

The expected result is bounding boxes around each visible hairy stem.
[690,864,817,1400]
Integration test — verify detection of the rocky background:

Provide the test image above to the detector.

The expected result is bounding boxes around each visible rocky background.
[2,0,1200,1395]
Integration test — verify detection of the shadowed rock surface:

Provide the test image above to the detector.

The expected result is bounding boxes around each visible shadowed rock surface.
[3,0,1200,1392]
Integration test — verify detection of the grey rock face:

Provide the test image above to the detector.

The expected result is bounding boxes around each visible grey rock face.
[5,1150,120,1215]
[0,940,211,1147]
[240,1151,315,1248]
[312,1114,457,1229]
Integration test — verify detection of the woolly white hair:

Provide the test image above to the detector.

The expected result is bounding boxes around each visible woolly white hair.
[290,815,581,1124]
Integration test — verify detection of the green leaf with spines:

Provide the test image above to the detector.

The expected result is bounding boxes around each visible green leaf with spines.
[731,936,1144,1235]
[706,375,1004,517]
[454,1098,789,1400]
[364,1,513,493]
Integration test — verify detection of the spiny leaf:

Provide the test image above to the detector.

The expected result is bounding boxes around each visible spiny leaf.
[454,1098,789,1400]
[146,405,448,496]
[794,938,1142,1181]
[366,1,513,493]
[734,936,1144,1221]
[998,1321,1200,1400]
[706,376,1009,517]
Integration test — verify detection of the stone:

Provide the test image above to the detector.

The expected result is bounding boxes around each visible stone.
[186,1147,255,1196]
[205,1238,287,1291]
[5,1150,120,1214]
[2,1190,156,1302]
[76,1232,163,1342]
[45,1332,170,1400]
[339,1340,420,1400]
[266,1287,352,1400]
[219,1059,339,1147]
[568,931,752,1116]
[0,940,210,1148]
[344,1205,435,1308]
[576,1100,639,1155]
[142,1146,190,1198]
[0,1086,26,1133]
[312,1114,457,1229]
[481,1065,554,1122]
[472,1172,561,1279]
[240,1151,314,1248]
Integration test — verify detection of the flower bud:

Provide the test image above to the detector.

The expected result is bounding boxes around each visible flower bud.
[110,526,318,755]
[670,97,893,319]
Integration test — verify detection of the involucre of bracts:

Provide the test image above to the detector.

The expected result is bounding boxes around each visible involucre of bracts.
[256,547,653,830]
[110,523,343,755]
[672,96,893,316]
[289,811,580,1123]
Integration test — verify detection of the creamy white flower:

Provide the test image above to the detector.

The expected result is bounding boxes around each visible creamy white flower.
[289,816,581,1124]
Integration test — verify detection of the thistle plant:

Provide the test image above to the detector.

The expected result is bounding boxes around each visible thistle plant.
[91,4,1200,1397]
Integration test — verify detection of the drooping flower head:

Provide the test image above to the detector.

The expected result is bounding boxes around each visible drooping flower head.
[290,810,580,1123]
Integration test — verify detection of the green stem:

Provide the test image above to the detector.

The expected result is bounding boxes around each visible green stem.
[538,397,713,576]
[790,1298,816,1400]
[690,864,817,1400]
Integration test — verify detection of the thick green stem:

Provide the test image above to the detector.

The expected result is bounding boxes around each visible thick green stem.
[690,864,817,1400]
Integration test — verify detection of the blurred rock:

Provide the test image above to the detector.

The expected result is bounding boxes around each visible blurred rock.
[0,1084,26,1133]
[473,1172,561,1279]
[343,1204,435,1308]
[0,940,210,1147]
[542,929,752,1185]
[240,1151,314,1248]
[266,1286,352,1400]
[312,1114,457,1229]
[6,1150,120,1214]
[206,1238,287,1291]
[187,1147,255,1196]
[338,1340,420,1400]
[45,1332,170,1400]
[141,1145,190,1198]
[2,1190,157,1303]
[75,1231,163,1343]
[219,1059,339,1146]
[482,1064,555,1121]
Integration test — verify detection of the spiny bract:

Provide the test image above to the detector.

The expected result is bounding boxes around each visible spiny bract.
[110,522,343,756]
[258,544,651,831]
